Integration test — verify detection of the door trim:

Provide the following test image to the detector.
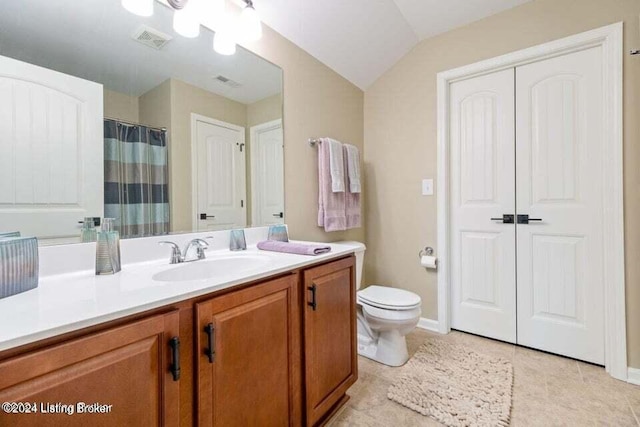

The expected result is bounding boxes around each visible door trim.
[190,113,246,231]
[436,23,625,379]
[249,119,283,226]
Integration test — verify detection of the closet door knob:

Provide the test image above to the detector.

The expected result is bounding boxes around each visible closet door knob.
[517,214,542,224]
[490,214,514,224]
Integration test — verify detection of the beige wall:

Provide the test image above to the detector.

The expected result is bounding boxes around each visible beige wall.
[139,79,172,130]
[364,0,640,367]
[247,94,282,128]
[103,88,139,123]
[241,26,365,244]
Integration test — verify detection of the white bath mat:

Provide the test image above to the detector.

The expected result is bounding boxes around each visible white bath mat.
[387,339,513,427]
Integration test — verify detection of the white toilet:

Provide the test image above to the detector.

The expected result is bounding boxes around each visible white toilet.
[339,242,422,367]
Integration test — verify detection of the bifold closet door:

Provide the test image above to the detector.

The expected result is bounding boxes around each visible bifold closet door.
[449,68,517,343]
[515,47,605,364]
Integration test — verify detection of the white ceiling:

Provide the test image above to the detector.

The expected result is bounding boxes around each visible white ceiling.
[253,0,533,89]
[0,0,535,98]
[393,0,533,41]
[0,0,282,104]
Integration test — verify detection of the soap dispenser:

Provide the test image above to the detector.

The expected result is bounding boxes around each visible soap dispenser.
[80,217,98,243]
[96,218,121,275]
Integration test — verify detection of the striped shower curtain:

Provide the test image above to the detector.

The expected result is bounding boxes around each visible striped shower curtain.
[104,120,170,238]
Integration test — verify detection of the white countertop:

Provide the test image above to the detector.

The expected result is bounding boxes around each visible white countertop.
[0,241,358,352]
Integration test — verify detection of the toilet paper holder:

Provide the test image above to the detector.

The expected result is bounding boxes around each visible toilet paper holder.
[418,246,434,258]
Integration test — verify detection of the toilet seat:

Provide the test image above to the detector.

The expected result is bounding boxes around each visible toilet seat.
[361,303,422,322]
[357,285,421,311]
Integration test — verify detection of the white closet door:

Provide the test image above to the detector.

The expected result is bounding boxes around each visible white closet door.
[515,47,605,364]
[449,69,517,343]
[0,54,103,239]
[195,118,246,231]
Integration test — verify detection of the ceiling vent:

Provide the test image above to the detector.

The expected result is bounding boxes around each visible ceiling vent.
[131,25,172,50]
[213,74,242,88]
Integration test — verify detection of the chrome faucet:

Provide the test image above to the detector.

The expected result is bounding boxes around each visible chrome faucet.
[183,238,209,262]
[159,238,211,264]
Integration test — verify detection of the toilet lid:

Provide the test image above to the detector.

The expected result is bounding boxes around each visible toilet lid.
[357,285,421,310]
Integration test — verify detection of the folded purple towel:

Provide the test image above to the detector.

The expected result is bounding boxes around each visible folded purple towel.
[257,240,332,256]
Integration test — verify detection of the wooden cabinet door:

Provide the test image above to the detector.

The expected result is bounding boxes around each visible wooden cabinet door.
[303,257,357,426]
[196,274,300,427]
[0,311,181,427]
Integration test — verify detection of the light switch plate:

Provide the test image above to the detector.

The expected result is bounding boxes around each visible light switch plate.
[422,179,434,196]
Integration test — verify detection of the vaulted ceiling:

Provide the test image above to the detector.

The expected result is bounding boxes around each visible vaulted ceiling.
[254,0,534,89]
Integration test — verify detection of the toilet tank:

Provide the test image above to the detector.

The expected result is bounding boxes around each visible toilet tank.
[334,241,366,289]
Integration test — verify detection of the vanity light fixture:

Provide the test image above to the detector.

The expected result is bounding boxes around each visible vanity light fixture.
[122,0,262,55]
[122,0,154,17]
[199,0,226,31]
[213,26,237,55]
[239,0,262,42]
[173,0,200,38]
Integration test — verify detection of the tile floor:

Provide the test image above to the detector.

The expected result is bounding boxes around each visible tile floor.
[328,329,640,426]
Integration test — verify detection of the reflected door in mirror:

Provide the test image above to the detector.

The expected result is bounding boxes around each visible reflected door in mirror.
[0,55,103,240]
[194,116,246,231]
[250,120,284,226]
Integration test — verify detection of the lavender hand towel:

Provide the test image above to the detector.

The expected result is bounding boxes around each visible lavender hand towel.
[257,240,331,256]
[318,138,346,232]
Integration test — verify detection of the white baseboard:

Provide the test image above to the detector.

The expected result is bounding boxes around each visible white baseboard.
[628,367,640,386]
[417,317,440,333]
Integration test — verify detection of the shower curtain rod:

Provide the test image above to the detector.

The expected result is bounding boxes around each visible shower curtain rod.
[104,116,167,132]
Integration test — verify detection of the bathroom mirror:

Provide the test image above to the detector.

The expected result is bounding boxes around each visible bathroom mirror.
[0,0,284,245]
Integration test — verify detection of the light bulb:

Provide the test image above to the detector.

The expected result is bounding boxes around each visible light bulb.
[239,3,262,42]
[173,1,200,38]
[213,30,236,55]
[198,0,225,30]
[121,0,154,17]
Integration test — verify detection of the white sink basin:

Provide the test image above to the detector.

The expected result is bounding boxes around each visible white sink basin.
[153,255,272,282]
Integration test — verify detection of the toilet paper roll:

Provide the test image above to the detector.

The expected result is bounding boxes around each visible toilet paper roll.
[421,255,437,269]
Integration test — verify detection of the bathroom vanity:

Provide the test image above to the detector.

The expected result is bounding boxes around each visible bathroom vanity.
[0,241,357,427]
[0,1,362,424]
